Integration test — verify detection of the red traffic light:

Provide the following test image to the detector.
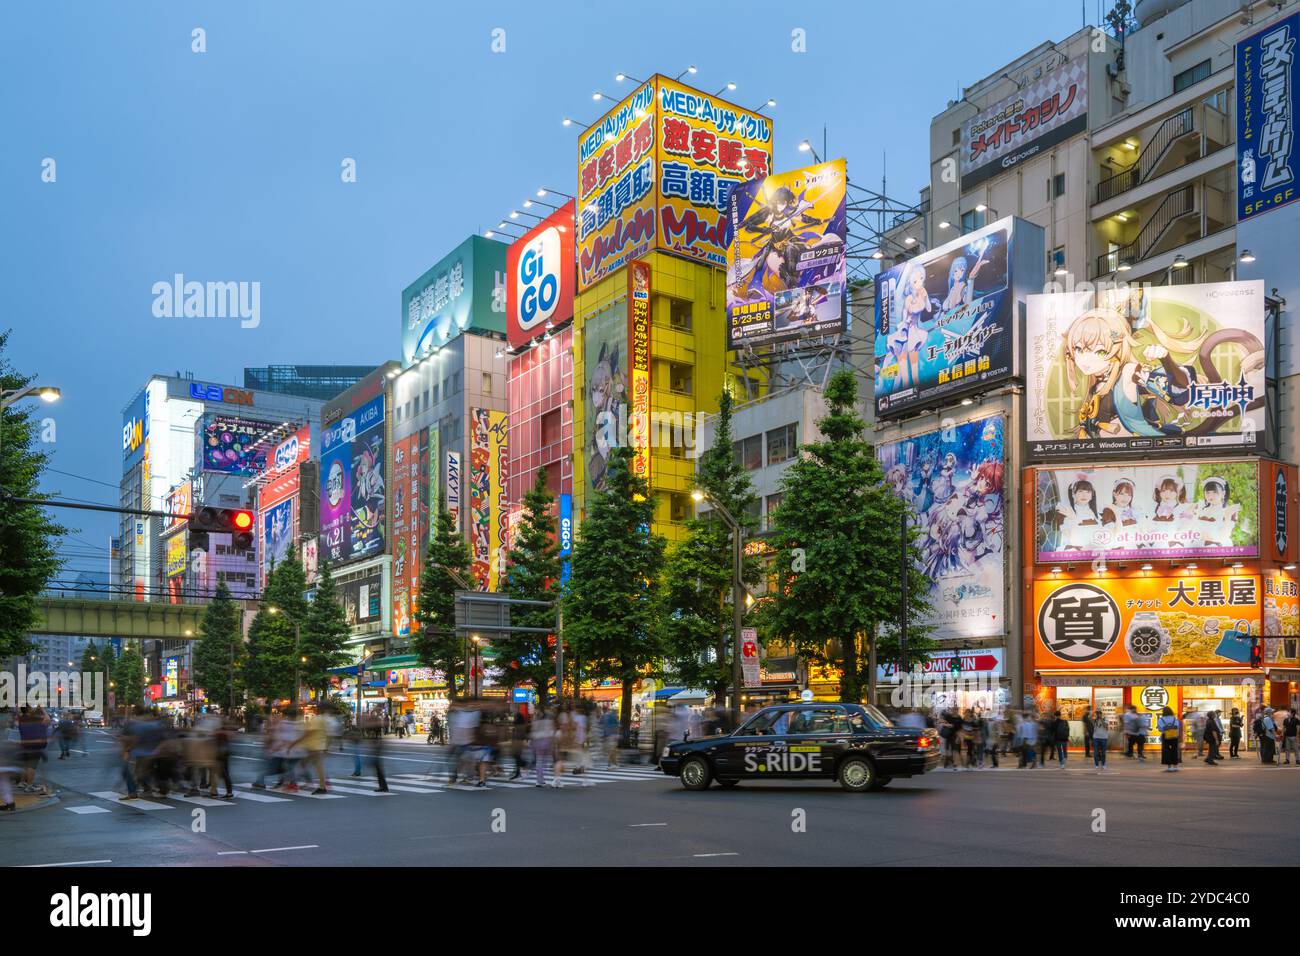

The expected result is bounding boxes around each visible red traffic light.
[232,510,253,530]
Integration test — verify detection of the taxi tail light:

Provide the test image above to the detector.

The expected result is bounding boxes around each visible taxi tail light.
[917,734,934,750]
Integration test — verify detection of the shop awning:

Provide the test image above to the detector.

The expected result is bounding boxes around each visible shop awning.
[367,654,420,671]
[667,688,710,702]
[328,665,360,677]
[653,687,685,700]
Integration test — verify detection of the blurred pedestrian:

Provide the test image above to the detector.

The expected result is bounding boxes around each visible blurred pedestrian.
[182,718,218,797]
[1091,710,1109,773]
[1082,710,1094,760]
[1053,711,1070,767]
[1228,708,1243,759]
[1037,712,1055,768]
[600,706,619,768]
[1282,709,1300,765]
[57,712,80,759]
[1257,708,1278,765]
[981,712,999,769]
[1016,712,1039,769]
[16,706,50,794]
[940,709,961,770]
[1203,709,1223,767]
[296,714,331,794]
[1122,705,1146,761]
[1157,706,1181,772]
[531,706,556,787]
[507,709,526,780]
[962,708,979,768]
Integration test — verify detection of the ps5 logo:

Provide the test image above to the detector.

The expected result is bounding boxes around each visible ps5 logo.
[515,227,562,332]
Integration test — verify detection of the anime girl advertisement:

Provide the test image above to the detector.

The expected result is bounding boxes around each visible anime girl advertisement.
[725,159,847,348]
[350,431,385,558]
[877,414,1006,639]
[583,304,629,496]
[1034,461,1260,561]
[873,218,1015,417]
[262,498,294,579]
[1026,281,1267,459]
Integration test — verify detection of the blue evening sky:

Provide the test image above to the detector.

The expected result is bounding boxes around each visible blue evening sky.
[1,0,1089,569]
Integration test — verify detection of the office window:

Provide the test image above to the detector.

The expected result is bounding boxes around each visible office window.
[766,424,797,465]
[482,372,493,396]
[733,434,763,470]
[1173,59,1210,94]
[667,361,693,395]
[541,408,561,447]
[669,299,693,331]
[765,493,783,529]
[961,209,979,232]
[952,128,960,146]
[1049,246,1065,275]
[1053,172,1066,198]
[669,492,692,523]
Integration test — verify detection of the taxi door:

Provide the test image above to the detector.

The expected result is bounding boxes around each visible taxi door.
[724,708,795,778]
[782,706,850,778]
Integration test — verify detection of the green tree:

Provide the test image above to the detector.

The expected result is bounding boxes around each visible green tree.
[662,390,760,707]
[79,641,99,675]
[244,548,308,702]
[563,446,665,745]
[301,560,350,700]
[0,330,66,658]
[414,500,472,698]
[112,643,146,714]
[761,370,935,703]
[193,580,245,712]
[494,467,561,698]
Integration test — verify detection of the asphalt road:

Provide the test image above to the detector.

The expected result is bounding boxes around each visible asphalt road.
[4,729,1298,867]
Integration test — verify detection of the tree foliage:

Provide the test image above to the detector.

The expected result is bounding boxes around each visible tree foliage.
[495,468,561,698]
[413,501,472,697]
[193,579,245,711]
[662,390,760,704]
[301,559,350,699]
[760,370,936,702]
[0,330,66,657]
[563,446,665,743]
[244,547,308,702]
[112,644,146,713]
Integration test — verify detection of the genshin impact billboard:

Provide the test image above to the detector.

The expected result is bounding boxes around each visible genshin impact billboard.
[1026,282,1267,460]
[878,414,1006,639]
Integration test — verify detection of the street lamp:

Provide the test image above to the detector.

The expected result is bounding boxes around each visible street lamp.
[0,383,60,459]
[797,140,822,164]
[692,488,746,728]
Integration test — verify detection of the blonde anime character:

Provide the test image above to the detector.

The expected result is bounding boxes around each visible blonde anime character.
[1061,308,1202,441]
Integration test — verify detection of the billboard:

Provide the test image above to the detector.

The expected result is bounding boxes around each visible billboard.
[961,55,1088,190]
[576,75,773,291]
[1025,281,1267,460]
[1263,460,1299,564]
[1237,11,1299,222]
[163,481,192,532]
[165,533,187,578]
[467,408,508,590]
[446,450,462,532]
[1034,461,1261,563]
[391,432,427,638]
[628,261,651,485]
[122,387,150,467]
[1264,572,1299,665]
[340,570,384,628]
[401,235,508,367]
[202,415,279,475]
[726,159,847,349]
[263,498,294,577]
[319,394,385,565]
[1033,573,1263,669]
[507,202,575,349]
[877,414,1006,640]
[874,217,1020,417]
[583,301,629,496]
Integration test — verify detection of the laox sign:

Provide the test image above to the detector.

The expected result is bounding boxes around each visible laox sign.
[190,383,253,406]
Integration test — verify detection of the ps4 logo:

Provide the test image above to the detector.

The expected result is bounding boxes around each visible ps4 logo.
[190,383,254,406]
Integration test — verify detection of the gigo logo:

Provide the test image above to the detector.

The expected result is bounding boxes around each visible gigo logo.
[273,436,300,472]
[516,227,562,331]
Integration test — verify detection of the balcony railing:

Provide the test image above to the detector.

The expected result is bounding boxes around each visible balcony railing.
[1096,106,1196,204]
[1095,184,1196,275]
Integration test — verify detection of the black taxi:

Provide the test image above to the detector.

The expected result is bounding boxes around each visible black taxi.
[660,702,940,792]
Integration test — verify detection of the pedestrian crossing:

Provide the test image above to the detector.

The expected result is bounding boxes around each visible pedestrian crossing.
[72,766,667,814]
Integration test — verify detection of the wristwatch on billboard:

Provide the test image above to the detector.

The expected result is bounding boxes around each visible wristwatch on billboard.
[1125,612,1171,665]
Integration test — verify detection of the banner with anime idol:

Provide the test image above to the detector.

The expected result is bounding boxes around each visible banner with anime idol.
[877,414,1006,639]
[1026,281,1266,460]
[873,217,1021,417]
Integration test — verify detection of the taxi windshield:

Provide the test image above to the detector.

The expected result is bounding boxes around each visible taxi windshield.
[859,705,893,728]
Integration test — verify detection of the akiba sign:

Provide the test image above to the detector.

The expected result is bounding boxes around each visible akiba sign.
[506,202,575,349]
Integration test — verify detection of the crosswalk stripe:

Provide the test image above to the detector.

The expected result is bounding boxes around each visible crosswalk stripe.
[329,778,441,795]
[169,794,234,807]
[317,782,395,797]
[229,789,293,803]
[65,805,112,814]
[235,783,344,800]
[89,791,174,810]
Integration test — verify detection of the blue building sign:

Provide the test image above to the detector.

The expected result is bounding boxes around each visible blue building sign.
[1238,12,1299,221]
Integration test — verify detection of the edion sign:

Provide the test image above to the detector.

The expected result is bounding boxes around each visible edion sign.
[506,202,574,349]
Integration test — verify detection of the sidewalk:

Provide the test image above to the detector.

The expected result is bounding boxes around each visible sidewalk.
[1,787,61,814]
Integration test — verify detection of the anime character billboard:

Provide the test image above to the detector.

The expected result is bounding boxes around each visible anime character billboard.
[877,414,1006,639]
[202,415,278,475]
[1026,282,1267,459]
[1034,461,1260,563]
[583,303,629,497]
[263,498,294,578]
[726,159,847,349]
[318,393,385,565]
[873,218,1017,417]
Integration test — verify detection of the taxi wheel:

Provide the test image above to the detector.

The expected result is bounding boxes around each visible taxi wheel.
[838,756,877,792]
[680,756,713,791]
[717,778,739,789]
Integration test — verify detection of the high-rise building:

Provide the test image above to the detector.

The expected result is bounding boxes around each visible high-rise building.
[242,365,374,402]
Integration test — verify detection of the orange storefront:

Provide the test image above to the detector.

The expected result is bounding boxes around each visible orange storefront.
[1021,462,1300,747]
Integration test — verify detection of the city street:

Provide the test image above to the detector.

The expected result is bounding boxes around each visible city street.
[4,730,1298,868]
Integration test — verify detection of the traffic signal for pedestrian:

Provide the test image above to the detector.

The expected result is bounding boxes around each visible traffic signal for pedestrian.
[189,506,256,551]
[1249,637,1263,668]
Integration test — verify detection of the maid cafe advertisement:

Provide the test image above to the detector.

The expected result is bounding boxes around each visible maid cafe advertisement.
[878,414,1006,639]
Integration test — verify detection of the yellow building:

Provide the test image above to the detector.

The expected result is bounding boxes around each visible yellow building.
[573,251,762,544]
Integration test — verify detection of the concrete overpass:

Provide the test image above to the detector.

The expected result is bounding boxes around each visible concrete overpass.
[33,596,206,641]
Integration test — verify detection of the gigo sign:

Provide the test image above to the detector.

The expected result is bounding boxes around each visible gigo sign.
[506,202,575,349]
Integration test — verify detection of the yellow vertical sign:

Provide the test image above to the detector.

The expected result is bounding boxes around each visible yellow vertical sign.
[488,409,509,592]
[628,261,651,486]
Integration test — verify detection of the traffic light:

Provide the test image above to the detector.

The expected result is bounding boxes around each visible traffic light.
[189,506,256,551]
[1249,637,1263,668]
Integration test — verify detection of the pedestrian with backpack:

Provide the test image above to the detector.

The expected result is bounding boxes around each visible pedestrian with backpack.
[1091,710,1110,773]
[1157,706,1181,772]
[1282,709,1300,765]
